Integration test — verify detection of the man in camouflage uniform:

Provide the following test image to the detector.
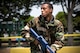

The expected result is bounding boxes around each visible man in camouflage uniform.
[21,2,64,53]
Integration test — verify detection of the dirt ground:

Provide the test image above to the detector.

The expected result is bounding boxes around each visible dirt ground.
[0,48,10,53]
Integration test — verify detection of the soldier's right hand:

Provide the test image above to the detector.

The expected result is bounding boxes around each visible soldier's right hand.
[21,25,30,38]
[22,25,30,31]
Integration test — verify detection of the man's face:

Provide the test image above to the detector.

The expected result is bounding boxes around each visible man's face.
[41,4,52,17]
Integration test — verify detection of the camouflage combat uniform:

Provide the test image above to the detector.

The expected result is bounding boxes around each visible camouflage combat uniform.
[22,15,64,52]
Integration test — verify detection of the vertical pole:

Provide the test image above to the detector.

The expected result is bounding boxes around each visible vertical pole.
[0,39,1,47]
[8,39,11,47]
[17,38,21,46]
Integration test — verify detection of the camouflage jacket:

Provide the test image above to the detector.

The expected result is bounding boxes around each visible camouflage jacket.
[26,15,64,45]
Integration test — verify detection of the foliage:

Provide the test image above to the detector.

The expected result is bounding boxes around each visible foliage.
[56,12,67,28]
[0,0,31,21]
[73,16,80,26]
[24,16,34,22]
[56,11,80,31]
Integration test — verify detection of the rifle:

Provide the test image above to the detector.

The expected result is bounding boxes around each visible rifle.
[30,28,55,53]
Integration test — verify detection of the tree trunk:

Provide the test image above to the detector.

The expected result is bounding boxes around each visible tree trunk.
[67,0,75,45]
[67,10,73,45]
